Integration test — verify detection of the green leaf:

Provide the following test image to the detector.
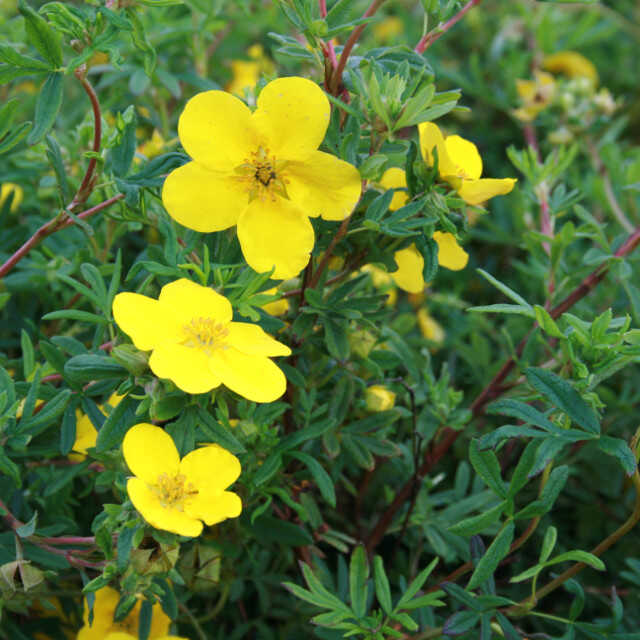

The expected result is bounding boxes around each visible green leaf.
[448,501,506,537]
[539,526,557,563]
[138,599,152,640]
[16,512,37,537]
[45,134,71,203]
[597,436,637,476]
[63,354,126,385]
[0,447,21,486]
[0,44,52,70]
[287,451,336,507]
[476,269,532,308]
[96,395,137,452]
[534,305,565,338]
[0,121,32,154]
[468,303,535,318]
[468,440,507,498]
[18,0,63,66]
[396,557,438,608]
[349,545,369,618]
[487,399,558,433]
[20,330,35,379]
[43,309,108,325]
[28,73,64,144]
[117,524,138,571]
[525,367,600,434]
[59,401,77,455]
[547,550,605,571]
[508,441,539,497]
[515,465,569,519]
[196,408,246,454]
[18,389,71,436]
[467,521,515,590]
[443,610,481,635]
[373,556,392,614]
[251,516,312,546]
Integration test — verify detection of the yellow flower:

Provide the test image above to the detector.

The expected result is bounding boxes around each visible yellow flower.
[227,60,261,96]
[365,385,396,412]
[106,635,188,640]
[391,244,424,293]
[77,586,170,640]
[261,287,289,317]
[123,423,242,537]
[373,16,403,43]
[378,167,409,211]
[162,77,362,279]
[0,182,24,212]
[418,122,516,205]
[360,264,397,306]
[513,70,556,122]
[543,51,598,85]
[417,308,445,344]
[137,130,166,161]
[113,278,290,402]
[71,393,123,460]
[434,231,468,271]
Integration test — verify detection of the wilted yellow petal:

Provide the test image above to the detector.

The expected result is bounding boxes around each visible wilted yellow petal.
[178,90,259,170]
[237,196,314,279]
[286,150,361,220]
[162,162,246,233]
[433,231,469,271]
[378,167,408,211]
[252,77,330,161]
[123,424,180,484]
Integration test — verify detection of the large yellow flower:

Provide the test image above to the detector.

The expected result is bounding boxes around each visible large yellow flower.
[419,123,516,205]
[123,424,242,537]
[112,278,290,402]
[162,77,362,279]
[77,587,170,640]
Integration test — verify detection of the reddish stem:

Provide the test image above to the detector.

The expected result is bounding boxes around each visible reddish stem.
[319,0,328,17]
[414,0,482,54]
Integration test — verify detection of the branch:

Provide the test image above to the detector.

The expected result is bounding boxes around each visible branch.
[330,0,387,94]
[414,0,482,54]
[364,225,640,552]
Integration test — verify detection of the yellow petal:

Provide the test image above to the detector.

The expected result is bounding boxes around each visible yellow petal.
[162,162,247,232]
[209,347,287,402]
[457,178,516,205]
[149,343,221,394]
[177,90,259,170]
[105,634,136,640]
[378,167,408,211]
[418,122,456,176]
[186,490,242,526]
[444,135,482,180]
[391,244,424,293]
[123,424,180,483]
[180,443,241,492]
[226,322,291,356]
[72,411,97,456]
[252,77,330,161]
[81,586,119,629]
[0,183,23,212]
[417,308,445,343]
[286,150,361,220]
[237,196,314,279]
[127,477,203,537]
[261,288,290,316]
[433,231,469,271]
[112,293,182,351]
[158,278,233,325]
[543,51,598,84]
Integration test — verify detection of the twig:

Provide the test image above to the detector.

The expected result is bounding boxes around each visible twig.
[307,212,355,290]
[414,0,482,54]
[0,194,124,278]
[364,225,640,552]
[330,0,387,94]
[178,601,208,640]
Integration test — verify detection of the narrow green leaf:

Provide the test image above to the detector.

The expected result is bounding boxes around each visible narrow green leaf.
[396,557,438,608]
[547,550,605,571]
[539,526,557,563]
[18,0,63,66]
[477,269,532,308]
[349,545,369,618]
[467,521,515,590]
[28,72,64,144]
[508,441,539,497]
[469,440,507,498]
[373,556,392,614]
[534,305,565,338]
[0,44,52,70]
[287,451,336,507]
[448,501,506,537]
[597,436,637,476]
[96,395,137,452]
[443,610,481,635]
[196,407,246,454]
[0,121,32,154]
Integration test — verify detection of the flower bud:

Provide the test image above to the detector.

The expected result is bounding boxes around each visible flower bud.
[365,385,396,412]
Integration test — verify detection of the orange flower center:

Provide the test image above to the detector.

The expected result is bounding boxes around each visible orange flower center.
[182,317,229,351]
[153,472,198,509]
[234,146,289,201]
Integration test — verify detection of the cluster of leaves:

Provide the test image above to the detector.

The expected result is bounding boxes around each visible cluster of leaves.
[1,0,640,639]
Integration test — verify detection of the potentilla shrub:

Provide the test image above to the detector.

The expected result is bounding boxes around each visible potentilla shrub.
[1,1,640,639]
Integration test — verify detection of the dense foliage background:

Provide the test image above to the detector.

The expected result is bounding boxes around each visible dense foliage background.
[1,0,640,639]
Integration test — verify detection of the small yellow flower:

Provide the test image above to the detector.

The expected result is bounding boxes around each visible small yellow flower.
[365,385,396,412]
[434,231,469,271]
[360,264,397,306]
[391,244,424,293]
[261,287,290,317]
[123,423,242,537]
[417,308,445,344]
[543,51,598,85]
[71,393,123,460]
[77,587,170,640]
[513,70,556,122]
[378,167,409,211]
[0,182,24,212]
[113,278,290,402]
[162,77,362,279]
[373,15,403,43]
[227,60,261,96]
[137,130,166,161]
[419,123,516,205]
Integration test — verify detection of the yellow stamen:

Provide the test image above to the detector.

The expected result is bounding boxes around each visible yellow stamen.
[182,317,229,351]
[234,146,289,201]
[153,472,198,509]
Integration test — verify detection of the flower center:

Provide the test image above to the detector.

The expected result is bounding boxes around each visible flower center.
[182,317,229,352]
[153,472,198,509]
[234,146,289,201]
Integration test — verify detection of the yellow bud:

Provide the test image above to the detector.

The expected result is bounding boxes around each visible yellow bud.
[365,385,396,412]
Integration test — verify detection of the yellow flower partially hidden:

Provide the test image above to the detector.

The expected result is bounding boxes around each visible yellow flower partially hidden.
[391,244,424,293]
[378,167,409,211]
[71,393,124,460]
[373,16,403,43]
[227,44,274,96]
[113,278,290,402]
[418,123,516,205]
[123,423,242,537]
[434,231,469,271]
[106,635,188,640]
[513,71,556,122]
[365,385,395,412]
[543,51,598,85]
[417,308,445,344]
[137,130,166,161]
[0,182,23,212]
[261,287,289,317]
[77,586,170,640]
[162,77,362,279]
